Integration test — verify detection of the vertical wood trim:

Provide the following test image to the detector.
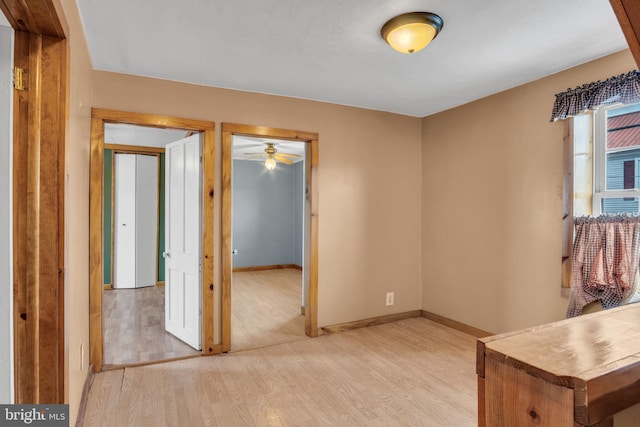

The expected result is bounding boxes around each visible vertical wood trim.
[610,0,640,68]
[13,29,35,404]
[89,117,104,373]
[89,110,215,371]
[305,138,319,337]
[38,34,65,403]
[4,0,68,405]
[56,35,67,403]
[220,123,319,349]
[220,130,232,352]
[562,119,574,289]
[202,126,215,354]
[25,32,42,402]
[13,29,66,403]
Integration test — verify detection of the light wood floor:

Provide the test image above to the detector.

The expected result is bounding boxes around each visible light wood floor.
[103,286,201,366]
[231,268,306,352]
[83,317,478,426]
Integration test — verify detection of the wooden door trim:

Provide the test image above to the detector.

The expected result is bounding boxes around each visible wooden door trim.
[89,109,215,372]
[0,0,65,38]
[5,0,68,405]
[221,123,319,352]
[12,30,67,403]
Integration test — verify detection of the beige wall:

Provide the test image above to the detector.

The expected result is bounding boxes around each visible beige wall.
[92,69,424,331]
[421,49,637,334]
[54,0,93,425]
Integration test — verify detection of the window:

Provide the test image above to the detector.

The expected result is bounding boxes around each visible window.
[592,103,640,215]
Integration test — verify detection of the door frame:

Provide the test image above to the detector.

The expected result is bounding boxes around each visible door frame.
[89,108,216,372]
[221,123,319,352]
[4,0,67,403]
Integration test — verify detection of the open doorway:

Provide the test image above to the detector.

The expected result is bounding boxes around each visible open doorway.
[221,123,319,353]
[101,124,203,366]
[89,109,216,373]
[230,135,307,351]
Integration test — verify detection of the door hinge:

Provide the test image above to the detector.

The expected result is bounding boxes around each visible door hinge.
[13,67,27,91]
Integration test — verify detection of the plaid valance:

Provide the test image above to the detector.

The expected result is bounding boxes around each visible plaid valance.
[550,70,640,122]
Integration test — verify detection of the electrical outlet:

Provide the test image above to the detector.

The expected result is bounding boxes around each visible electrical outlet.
[386,292,394,306]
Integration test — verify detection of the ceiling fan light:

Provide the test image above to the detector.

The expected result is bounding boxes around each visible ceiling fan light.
[265,157,277,170]
[381,12,443,54]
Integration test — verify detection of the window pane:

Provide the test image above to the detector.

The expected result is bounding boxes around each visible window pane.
[606,104,640,190]
[606,149,640,190]
[601,197,639,214]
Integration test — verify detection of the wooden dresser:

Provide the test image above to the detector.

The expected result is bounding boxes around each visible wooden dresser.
[477,304,640,426]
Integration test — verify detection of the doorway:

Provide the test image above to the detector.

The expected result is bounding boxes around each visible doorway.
[102,126,204,366]
[230,135,307,351]
[89,109,216,372]
[221,123,319,353]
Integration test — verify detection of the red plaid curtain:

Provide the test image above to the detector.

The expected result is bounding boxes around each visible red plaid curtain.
[567,215,640,317]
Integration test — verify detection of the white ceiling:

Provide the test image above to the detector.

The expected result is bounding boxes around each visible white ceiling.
[233,135,305,164]
[77,0,629,117]
[104,123,189,148]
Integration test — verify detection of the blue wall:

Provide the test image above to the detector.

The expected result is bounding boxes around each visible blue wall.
[232,160,304,268]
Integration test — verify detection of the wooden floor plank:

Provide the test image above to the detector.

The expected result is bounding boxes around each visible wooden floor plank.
[83,317,477,426]
[231,268,307,352]
[103,286,200,366]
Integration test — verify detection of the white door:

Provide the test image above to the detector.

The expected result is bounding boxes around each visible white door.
[165,134,202,350]
[114,153,158,289]
[135,154,159,288]
[114,154,137,289]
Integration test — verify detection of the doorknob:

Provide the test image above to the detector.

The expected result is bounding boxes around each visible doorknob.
[163,251,171,259]
[122,223,127,227]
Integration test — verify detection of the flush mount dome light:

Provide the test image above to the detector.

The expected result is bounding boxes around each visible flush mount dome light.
[381,12,443,54]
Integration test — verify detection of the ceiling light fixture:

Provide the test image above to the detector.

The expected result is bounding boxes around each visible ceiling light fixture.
[264,156,277,170]
[381,12,443,54]
[264,144,277,170]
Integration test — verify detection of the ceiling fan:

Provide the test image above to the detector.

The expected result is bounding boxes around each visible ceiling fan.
[243,142,301,170]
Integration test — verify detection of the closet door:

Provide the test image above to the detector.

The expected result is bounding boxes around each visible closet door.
[114,154,137,289]
[135,154,159,288]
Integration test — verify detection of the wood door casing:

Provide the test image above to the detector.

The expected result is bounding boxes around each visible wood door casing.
[89,109,216,372]
[12,30,67,403]
[220,123,319,353]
